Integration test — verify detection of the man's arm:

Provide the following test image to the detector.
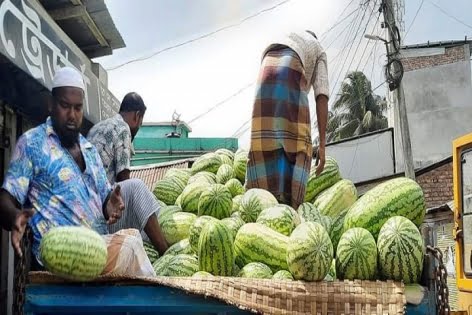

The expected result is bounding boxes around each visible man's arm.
[0,189,21,231]
[313,49,330,175]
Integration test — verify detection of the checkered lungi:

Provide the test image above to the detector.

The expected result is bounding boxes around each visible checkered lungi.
[246,47,312,209]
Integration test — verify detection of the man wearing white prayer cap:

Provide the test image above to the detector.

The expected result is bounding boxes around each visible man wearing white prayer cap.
[0,66,168,277]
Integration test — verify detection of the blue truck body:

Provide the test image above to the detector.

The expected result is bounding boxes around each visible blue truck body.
[24,283,437,315]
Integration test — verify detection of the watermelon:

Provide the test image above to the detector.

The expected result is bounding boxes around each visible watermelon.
[164,168,191,185]
[336,228,377,280]
[191,152,222,174]
[255,205,295,236]
[225,178,245,197]
[40,226,107,281]
[164,238,193,256]
[221,217,245,240]
[216,164,234,184]
[192,271,214,278]
[314,179,357,218]
[153,255,174,276]
[234,223,289,272]
[198,221,234,276]
[165,254,199,277]
[297,203,331,232]
[143,241,160,263]
[218,154,233,166]
[232,195,243,213]
[187,171,217,185]
[330,213,347,253]
[233,149,248,184]
[272,270,294,280]
[175,194,182,207]
[298,202,322,222]
[189,216,218,251]
[215,148,235,161]
[153,178,186,206]
[343,177,426,239]
[287,222,333,281]
[160,212,197,245]
[238,262,273,279]
[156,199,166,208]
[239,188,278,223]
[377,216,424,284]
[198,184,233,219]
[180,182,210,214]
[157,205,182,221]
[231,211,243,221]
[304,156,341,202]
[324,259,336,281]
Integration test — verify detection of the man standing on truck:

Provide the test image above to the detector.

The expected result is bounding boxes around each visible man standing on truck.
[246,29,329,209]
[0,67,167,276]
[87,92,145,184]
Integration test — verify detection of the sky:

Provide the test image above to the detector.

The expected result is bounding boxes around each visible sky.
[94,0,472,149]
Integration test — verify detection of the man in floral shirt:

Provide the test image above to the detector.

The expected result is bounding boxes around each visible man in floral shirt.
[0,67,167,275]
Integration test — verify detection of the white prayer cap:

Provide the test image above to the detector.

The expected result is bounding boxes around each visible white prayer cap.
[52,67,85,91]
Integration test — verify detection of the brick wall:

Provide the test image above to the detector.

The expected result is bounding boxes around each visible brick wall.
[402,45,466,72]
[416,161,453,208]
[356,160,453,209]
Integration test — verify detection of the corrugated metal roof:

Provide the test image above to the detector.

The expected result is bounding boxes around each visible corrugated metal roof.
[129,159,193,191]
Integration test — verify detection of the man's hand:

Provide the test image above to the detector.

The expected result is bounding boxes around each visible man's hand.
[11,209,34,257]
[315,145,326,176]
[105,186,125,224]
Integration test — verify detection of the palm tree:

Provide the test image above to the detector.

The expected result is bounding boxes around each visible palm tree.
[327,71,388,142]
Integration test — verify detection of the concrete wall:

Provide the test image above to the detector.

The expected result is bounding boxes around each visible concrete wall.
[326,129,395,184]
[391,44,472,170]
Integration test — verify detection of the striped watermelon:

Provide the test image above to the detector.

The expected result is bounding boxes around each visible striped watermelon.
[191,152,222,174]
[231,211,243,221]
[298,203,332,233]
[160,212,197,245]
[198,221,234,276]
[156,199,166,208]
[343,177,426,239]
[198,184,233,219]
[232,195,243,213]
[233,149,248,184]
[153,177,186,206]
[225,178,245,197]
[187,171,217,185]
[189,216,218,251]
[165,254,199,277]
[192,271,214,278]
[215,148,235,161]
[221,217,245,240]
[180,182,210,214]
[336,228,377,280]
[287,222,333,281]
[330,213,347,253]
[175,194,182,207]
[238,262,273,279]
[143,241,160,264]
[164,168,191,185]
[256,205,295,236]
[216,164,234,184]
[272,270,294,280]
[232,263,241,276]
[234,223,289,272]
[153,255,174,276]
[298,202,322,222]
[157,205,182,221]
[164,238,193,256]
[239,188,278,223]
[314,179,357,218]
[40,226,107,281]
[377,216,424,284]
[304,156,341,202]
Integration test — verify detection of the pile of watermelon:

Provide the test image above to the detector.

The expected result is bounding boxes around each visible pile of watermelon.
[150,150,427,284]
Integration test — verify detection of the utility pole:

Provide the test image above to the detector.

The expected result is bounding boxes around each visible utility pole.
[382,0,415,180]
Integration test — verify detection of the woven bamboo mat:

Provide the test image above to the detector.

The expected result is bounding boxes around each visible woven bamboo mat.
[29,271,405,315]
